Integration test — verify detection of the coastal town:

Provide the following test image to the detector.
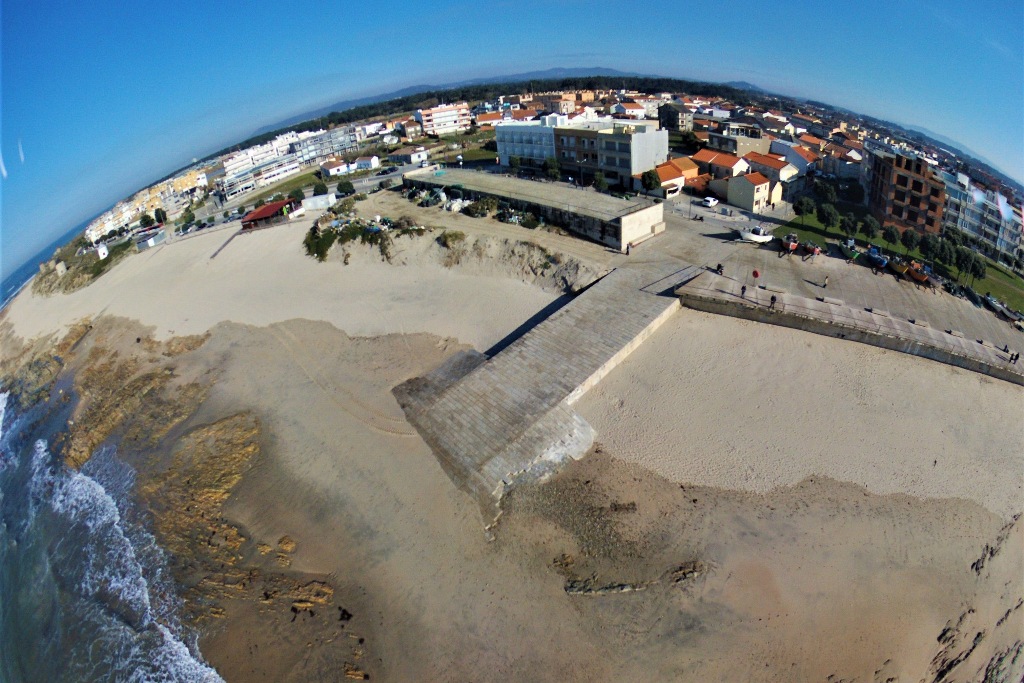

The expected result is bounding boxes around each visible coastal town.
[8,77,1023,682]
[60,82,1022,333]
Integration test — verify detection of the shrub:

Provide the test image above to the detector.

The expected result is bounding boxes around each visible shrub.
[437,230,466,249]
[521,213,539,229]
[303,226,336,262]
[354,193,368,201]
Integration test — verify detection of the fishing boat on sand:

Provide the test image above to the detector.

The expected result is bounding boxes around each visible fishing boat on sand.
[838,239,860,261]
[907,261,930,283]
[735,224,774,244]
[781,233,799,253]
[866,245,888,269]
[890,257,910,276]
[803,241,821,256]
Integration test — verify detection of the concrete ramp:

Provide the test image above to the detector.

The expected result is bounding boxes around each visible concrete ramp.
[394,264,702,524]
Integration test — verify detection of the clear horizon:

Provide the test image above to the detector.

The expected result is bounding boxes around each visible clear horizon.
[2,0,1022,278]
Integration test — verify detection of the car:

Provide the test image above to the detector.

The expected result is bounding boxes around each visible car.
[702,197,719,207]
[376,168,391,176]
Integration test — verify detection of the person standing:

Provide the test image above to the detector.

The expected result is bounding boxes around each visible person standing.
[823,275,829,288]
[769,294,777,310]
[740,285,747,299]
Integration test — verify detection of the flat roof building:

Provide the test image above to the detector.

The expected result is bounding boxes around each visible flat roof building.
[403,168,664,252]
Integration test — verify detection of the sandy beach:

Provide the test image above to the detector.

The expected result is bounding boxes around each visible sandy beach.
[1,205,1021,681]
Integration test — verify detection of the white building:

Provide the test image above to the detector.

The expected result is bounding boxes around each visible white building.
[320,158,352,177]
[354,155,380,171]
[495,115,564,166]
[415,102,471,136]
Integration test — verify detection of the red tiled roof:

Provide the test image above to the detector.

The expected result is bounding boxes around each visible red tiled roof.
[242,199,291,222]
[741,172,770,186]
[792,145,819,163]
[743,152,789,170]
[692,148,744,168]
[799,134,824,146]
[476,112,503,122]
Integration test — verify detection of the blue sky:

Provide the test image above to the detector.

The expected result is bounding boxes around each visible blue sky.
[2,0,1022,276]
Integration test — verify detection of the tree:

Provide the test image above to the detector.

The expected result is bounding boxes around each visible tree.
[955,246,974,281]
[288,188,305,201]
[919,233,939,261]
[181,209,195,225]
[237,204,245,215]
[313,181,329,196]
[936,239,956,268]
[255,198,265,209]
[814,180,837,204]
[843,183,865,204]
[593,172,608,192]
[223,210,230,219]
[840,212,857,238]
[900,228,920,255]
[970,255,986,285]
[793,196,816,225]
[336,180,355,196]
[882,224,899,251]
[680,131,701,152]
[139,213,155,228]
[860,215,880,240]
[641,169,661,195]
[509,156,521,174]
[817,203,840,231]
[154,208,167,224]
[543,157,560,181]
[943,229,963,248]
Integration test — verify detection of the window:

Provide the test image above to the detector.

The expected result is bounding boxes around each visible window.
[894,190,906,203]
[907,210,918,223]
[896,174,909,187]
[912,180,923,193]
[926,218,934,228]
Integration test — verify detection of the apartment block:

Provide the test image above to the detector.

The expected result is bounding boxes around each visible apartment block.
[941,171,1023,265]
[415,102,471,136]
[866,147,944,234]
[291,127,359,166]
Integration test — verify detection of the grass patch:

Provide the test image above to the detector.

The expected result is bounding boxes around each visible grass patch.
[459,147,499,162]
[437,230,466,249]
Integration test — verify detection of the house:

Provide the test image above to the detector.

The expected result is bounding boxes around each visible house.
[610,101,645,119]
[388,146,429,165]
[690,148,749,178]
[354,155,380,171]
[398,119,423,140]
[769,140,819,176]
[709,172,782,213]
[632,157,699,197]
[798,134,826,151]
[658,102,694,132]
[320,158,352,177]
[475,111,504,128]
[742,152,798,183]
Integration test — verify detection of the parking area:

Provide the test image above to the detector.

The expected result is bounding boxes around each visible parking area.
[637,205,1023,353]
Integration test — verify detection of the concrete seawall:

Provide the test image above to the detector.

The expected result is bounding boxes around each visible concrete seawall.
[394,264,702,525]
[677,272,1024,387]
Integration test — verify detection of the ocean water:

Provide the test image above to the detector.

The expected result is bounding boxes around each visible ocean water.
[0,392,223,682]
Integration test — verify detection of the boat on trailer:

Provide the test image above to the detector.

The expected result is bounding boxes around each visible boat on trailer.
[735,224,775,244]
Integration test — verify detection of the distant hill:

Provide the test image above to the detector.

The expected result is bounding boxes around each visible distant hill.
[725,80,767,93]
[255,67,649,135]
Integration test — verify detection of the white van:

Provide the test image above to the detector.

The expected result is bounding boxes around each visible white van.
[702,197,719,207]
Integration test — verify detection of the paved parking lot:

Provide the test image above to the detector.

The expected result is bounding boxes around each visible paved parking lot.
[625,202,1023,354]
